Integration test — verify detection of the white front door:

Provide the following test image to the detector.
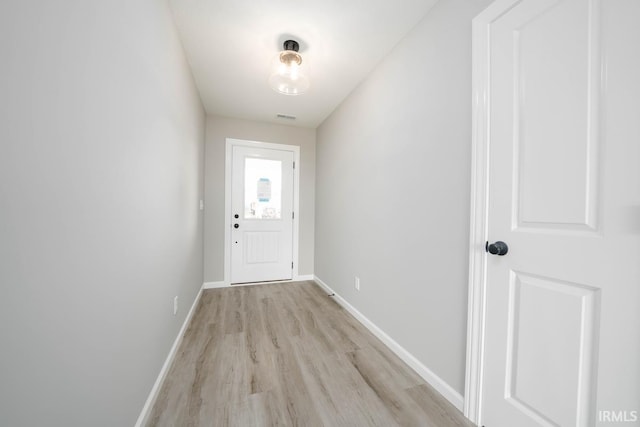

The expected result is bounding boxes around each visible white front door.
[476,0,640,426]
[230,144,294,284]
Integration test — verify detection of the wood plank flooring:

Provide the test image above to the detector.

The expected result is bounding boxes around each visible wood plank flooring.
[147,281,475,427]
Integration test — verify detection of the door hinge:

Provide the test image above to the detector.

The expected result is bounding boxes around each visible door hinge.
[292,212,295,219]
[293,161,296,169]
[292,262,294,269]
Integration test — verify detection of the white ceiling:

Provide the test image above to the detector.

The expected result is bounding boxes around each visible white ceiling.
[168,0,439,128]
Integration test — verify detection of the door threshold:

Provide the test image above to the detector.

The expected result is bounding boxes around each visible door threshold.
[230,278,295,286]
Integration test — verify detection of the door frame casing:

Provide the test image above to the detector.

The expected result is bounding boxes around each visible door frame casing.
[464,0,516,423]
[224,138,301,286]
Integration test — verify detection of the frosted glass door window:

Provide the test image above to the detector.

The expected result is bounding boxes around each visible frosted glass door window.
[244,158,282,219]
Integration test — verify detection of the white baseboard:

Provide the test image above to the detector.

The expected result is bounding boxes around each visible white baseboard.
[203,281,227,289]
[313,275,465,412]
[135,286,204,427]
[295,274,315,281]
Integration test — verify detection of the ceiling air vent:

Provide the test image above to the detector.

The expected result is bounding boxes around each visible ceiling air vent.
[276,114,297,120]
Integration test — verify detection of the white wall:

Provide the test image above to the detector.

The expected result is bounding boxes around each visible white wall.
[315,0,492,395]
[204,116,316,282]
[0,1,205,425]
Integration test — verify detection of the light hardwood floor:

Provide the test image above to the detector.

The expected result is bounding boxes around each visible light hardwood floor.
[148,281,475,427]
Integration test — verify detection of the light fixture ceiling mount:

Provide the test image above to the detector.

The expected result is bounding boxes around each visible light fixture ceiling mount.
[269,39,309,96]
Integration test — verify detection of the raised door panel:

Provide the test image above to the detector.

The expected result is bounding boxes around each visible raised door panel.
[505,272,600,426]
[511,0,601,233]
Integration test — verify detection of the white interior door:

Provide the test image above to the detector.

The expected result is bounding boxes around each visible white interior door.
[477,0,640,426]
[230,145,294,284]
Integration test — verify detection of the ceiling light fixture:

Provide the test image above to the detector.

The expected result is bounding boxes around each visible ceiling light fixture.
[269,40,309,96]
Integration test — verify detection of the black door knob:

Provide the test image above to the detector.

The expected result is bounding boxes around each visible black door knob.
[234,214,239,219]
[234,223,239,229]
[486,241,508,256]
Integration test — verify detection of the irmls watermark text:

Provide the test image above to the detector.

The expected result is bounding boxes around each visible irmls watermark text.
[598,410,638,423]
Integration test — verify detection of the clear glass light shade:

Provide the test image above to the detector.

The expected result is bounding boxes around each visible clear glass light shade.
[268,50,310,95]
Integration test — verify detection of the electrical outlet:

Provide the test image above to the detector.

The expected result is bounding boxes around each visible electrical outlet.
[173,296,178,315]
[355,276,360,291]
[199,200,204,210]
